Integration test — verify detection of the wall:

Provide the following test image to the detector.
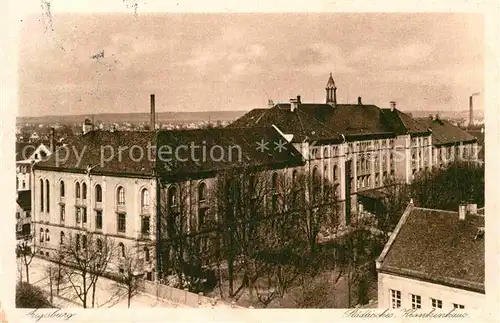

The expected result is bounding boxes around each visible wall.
[33,169,156,276]
[377,272,485,310]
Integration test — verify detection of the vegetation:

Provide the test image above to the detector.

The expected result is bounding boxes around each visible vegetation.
[16,282,53,308]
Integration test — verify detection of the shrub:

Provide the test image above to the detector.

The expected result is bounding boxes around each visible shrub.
[16,282,53,308]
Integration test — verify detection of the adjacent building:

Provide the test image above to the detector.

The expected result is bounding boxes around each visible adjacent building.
[376,201,484,310]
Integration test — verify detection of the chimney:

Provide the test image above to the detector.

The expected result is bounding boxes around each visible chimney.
[150,94,156,130]
[459,203,467,220]
[268,99,274,108]
[49,127,55,152]
[469,95,473,127]
[297,95,301,104]
[290,96,300,112]
[467,202,478,215]
[390,101,396,111]
[358,97,362,105]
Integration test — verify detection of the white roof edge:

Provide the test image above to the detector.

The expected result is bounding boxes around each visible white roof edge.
[272,124,294,143]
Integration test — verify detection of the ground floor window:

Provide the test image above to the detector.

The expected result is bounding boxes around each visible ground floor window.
[453,303,465,309]
[390,289,401,308]
[411,294,421,309]
[431,298,442,309]
[117,214,126,233]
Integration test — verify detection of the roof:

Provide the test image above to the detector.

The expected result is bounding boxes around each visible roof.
[35,130,157,177]
[35,128,304,178]
[228,105,343,143]
[381,109,431,135]
[326,73,336,88]
[377,205,484,293]
[16,190,31,211]
[156,127,304,178]
[417,118,477,146]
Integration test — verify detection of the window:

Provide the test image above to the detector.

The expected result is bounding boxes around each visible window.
[168,186,178,207]
[22,180,26,189]
[60,181,65,197]
[76,234,80,251]
[95,184,102,203]
[141,189,150,208]
[117,214,126,233]
[141,216,150,234]
[82,183,87,200]
[453,304,465,309]
[411,294,421,309]
[16,212,20,219]
[82,235,87,250]
[197,183,206,202]
[117,186,125,206]
[60,205,65,222]
[390,290,401,308]
[431,298,442,309]
[118,242,125,257]
[40,179,44,212]
[45,180,50,212]
[82,208,87,223]
[323,147,329,158]
[144,247,150,262]
[26,211,31,218]
[96,239,103,252]
[76,208,81,223]
[198,207,207,230]
[75,182,81,198]
[96,211,102,230]
[333,165,339,181]
[45,229,50,242]
[60,231,65,244]
[39,228,44,242]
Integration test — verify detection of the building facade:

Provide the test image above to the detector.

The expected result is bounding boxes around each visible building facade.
[376,202,485,310]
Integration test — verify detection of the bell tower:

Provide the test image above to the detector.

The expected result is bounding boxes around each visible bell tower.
[326,72,337,106]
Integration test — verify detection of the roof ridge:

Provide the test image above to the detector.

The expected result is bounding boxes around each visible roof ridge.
[413,206,458,214]
[376,201,414,269]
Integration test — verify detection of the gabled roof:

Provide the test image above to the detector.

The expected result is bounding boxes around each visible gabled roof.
[381,109,431,135]
[16,190,31,211]
[228,105,343,143]
[35,130,157,177]
[156,127,304,178]
[417,118,477,146]
[377,205,484,293]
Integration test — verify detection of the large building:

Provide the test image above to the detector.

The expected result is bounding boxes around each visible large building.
[30,74,479,281]
[376,201,484,309]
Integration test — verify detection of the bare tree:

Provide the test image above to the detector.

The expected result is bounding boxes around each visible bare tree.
[16,240,36,284]
[59,232,115,308]
[117,244,145,308]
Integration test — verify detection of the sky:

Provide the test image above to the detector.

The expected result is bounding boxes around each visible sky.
[18,13,484,117]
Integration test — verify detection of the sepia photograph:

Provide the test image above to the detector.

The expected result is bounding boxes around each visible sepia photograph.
[1,1,494,321]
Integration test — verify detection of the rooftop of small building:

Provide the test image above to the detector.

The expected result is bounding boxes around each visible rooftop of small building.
[377,204,484,293]
[416,117,477,146]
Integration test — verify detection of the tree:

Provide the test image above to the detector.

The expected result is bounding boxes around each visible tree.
[377,178,411,237]
[16,282,53,308]
[117,244,145,308]
[59,232,115,308]
[410,161,484,210]
[16,240,36,284]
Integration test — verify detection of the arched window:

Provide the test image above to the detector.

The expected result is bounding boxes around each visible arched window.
[75,182,81,198]
[197,183,207,202]
[60,231,65,244]
[144,247,150,262]
[323,147,329,158]
[141,189,150,208]
[96,239,103,252]
[333,165,339,181]
[118,242,125,258]
[40,179,44,212]
[167,186,178,207]
[45,180,50,212]
[60,181,65,198]
[82,183,87,200]
[95,184,102,203]
[40,228,44,242]
[45,229,50,242]
[117,186,125,206]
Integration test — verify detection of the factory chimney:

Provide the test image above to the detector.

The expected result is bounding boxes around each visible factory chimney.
[470,92,480,127]
[150,94,156,130]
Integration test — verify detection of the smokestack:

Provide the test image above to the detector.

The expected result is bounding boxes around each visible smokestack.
[297,95,301,104]
[150,94,156,130]
[358,97,362,105]
[469,95,473,127]
[390,101,396,111]
[49,128,55,153]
